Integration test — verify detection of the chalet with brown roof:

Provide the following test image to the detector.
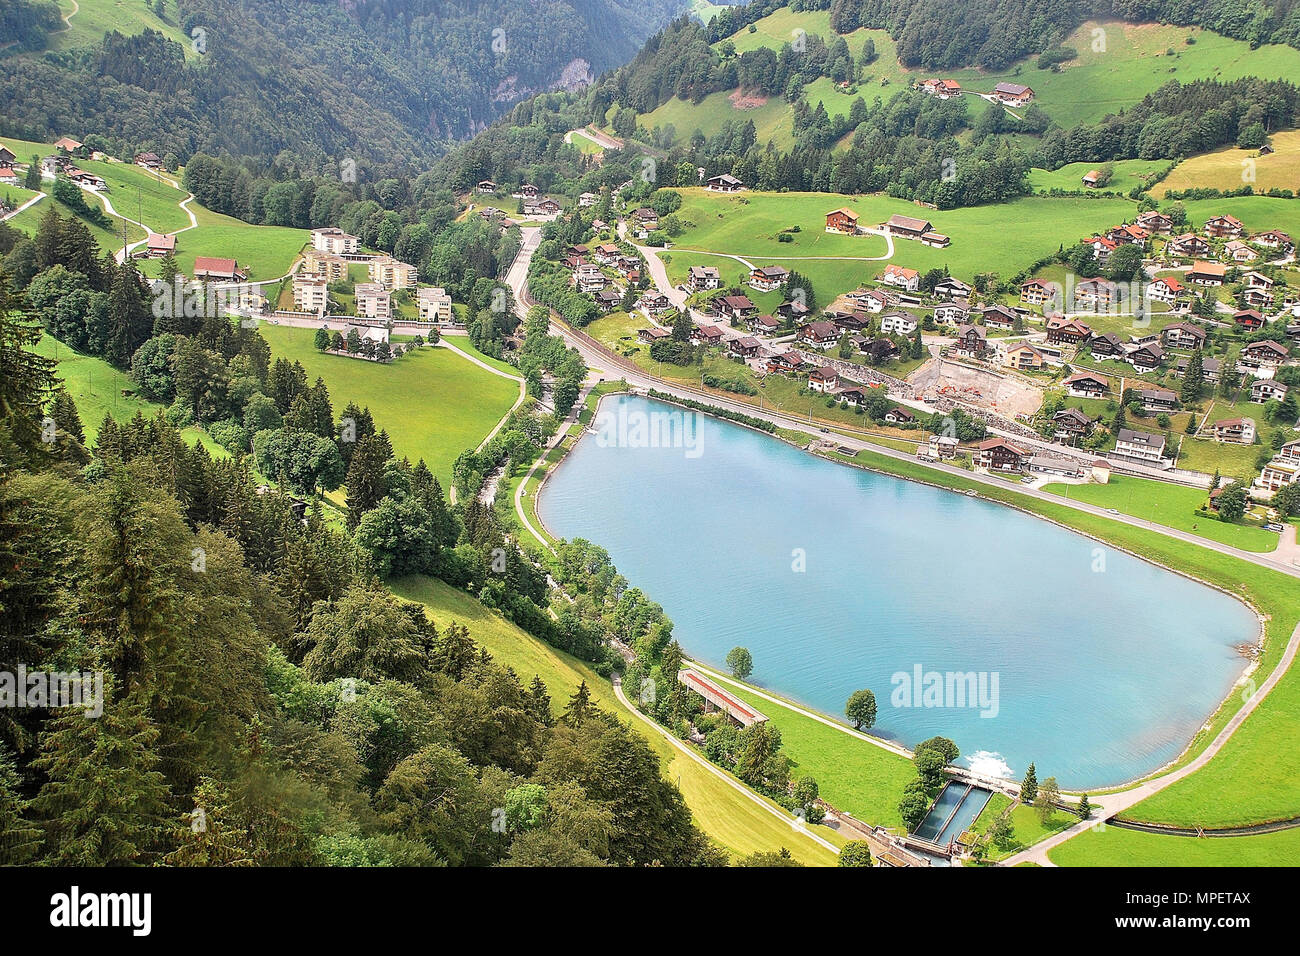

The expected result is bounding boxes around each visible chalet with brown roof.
[884,406,916,424]
[1171,354,1221,383]
[993,82,1034,106]
[193,257,246,282]
[978,304,1017,330]
[1052,408,1094,442]
[638,327,671,344]
[1240,339,1289,369]
[1127,342,1165,373]
[1064,371,1109,399]
[953,323,988,357]
[1075,278,1118,309]
[1162,322,1206,350]
[1187,260,1226,286]
[1046,319,1091,346]
[1204,214,1244,239]
[808,366,839,392]
[1136,211,1173,234]
[688,265,721,291]
[798,320,841,348]
[977,438,1026,472]
[144,233,175,258]
[1020,279,1056,306]
[1089,332,1124,357]
[1233,309,1265,331]
[825,208,859,234]
[884,214,933,241]
[1082,169,1102,188]
[879,263,920,291]
[1138,388,1178,413]
[1167,234,1211,258]
[714,294,758,321]
[1252,230,1292,252]
[1211,417,1256,444]
[766,352,803,374]
[692,325,724,346]
[934,300,969,325]
[705,174,744,192]
[1252,379,1289,403]
[728,336,761,358]
[749,265,790,292]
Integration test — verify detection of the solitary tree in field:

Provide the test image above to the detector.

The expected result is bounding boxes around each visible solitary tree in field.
[725,646,753,680]
[1019,763,1038,804]
[845,689,877,731]
[314,326,330,351]
[838,840,873,867]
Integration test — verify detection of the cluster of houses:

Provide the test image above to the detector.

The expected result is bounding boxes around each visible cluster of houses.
[567,241,643,313]
[1252,438,1300,501]
[916,79,1034,107]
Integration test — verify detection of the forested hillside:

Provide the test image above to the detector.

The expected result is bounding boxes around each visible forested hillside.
[0,0,689,169]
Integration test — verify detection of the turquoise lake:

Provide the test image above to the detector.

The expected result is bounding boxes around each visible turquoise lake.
[537,395,1259,789]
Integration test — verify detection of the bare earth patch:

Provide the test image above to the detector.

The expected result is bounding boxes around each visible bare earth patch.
[729,89,768,110]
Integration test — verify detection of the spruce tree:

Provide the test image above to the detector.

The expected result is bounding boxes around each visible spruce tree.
[1019,762,1038,804]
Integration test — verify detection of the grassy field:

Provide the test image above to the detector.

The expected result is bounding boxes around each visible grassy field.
[1027,160,1171,195]
[79,158,193,234]
[140,222,308,282]
[640,89,795,150]
[5,185,144,256]
[50,0,194,55]
[669,187,1132,298]
[1048,823,1300,866]
[390,575,841,865]
[968,794,1076,861]
[258,323,519,487]
[1155,130,1300,198]
[1042,475,1277,552]
[34,334,224,455]
[566,130,606,155]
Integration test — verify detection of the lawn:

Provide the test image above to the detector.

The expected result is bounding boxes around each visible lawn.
[1027,160,1171,196]
[692,665,915,829]
[6,185,144,255]
[258,323,520,486]
[669,188,1132,300]
[34,333,224,456]
[638,89,795,150]
[78,158,193,234]
[390,575,840,865]
[50,0,194,55]
[968,794,1077,861]
[140,222,309,282]
[1042,474,1278,552]
[1048,823,1300,866]
[566,130,605,155]
[1154,130,1300,198]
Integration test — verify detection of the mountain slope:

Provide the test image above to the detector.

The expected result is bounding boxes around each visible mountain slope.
[0,0,691,166]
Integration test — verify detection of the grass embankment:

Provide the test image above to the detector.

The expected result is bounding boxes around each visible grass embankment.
[1048,822,1300,866]
[1043,475,1278,553]
[259,323,519,487]
[391,575,841,865]
[968,794,1076,862]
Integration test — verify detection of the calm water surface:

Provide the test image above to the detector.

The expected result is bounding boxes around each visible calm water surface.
[538,395,1256,788]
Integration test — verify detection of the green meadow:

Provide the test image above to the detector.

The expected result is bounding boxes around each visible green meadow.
[79,158,193,234]
[50,0,195,56]
[1156,130,1300,197]
[258,323,520,487]
[1049,823,1300,866]
[640,89,795,150]
[1027,160,1171,195]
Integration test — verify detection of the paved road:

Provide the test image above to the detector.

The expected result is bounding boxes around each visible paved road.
[0,191,45,222]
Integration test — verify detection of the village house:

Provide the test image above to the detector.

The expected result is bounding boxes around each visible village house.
[417,287,454,323]
[1277,439,1300,465]
[1020,279,1057,306]
[1167,233,1211,258]
[879,263,920,292]
[692,325,725,347]
[1087,236,1118,263]
[825,207,860,234]
[578,192,598,207]
[65,168,105,189]
[977,438,1026,472]
[953,323,988,357]
[1089,331,1124,358]
[1114,428,1168,465]
[1082,169,1103,188]
[311,227,360,256]
[193,256,247,282]
[1211,417,1256,444]
[1064,371,1109,399]
[929,434,960,459]
[1052,408,1095,443]
[354,283,391,320]
[1257,459,1300,496]
[54,137,83,154]
[1187,261,1226,286]
[1161,322,1207,350]
[304,250,349,282]
[688,265,721,291]
[637,327,670,345]
[1224,240,1257,263]
[714,294,758,323]
[1004,342,1047,371]
[144,233,175,258]
[835,387,868,406]
[1252,379,1289,403]
[632,207,659,231]
[808,366,840,392]
[749,265,790,292]
[476,179,497,194]
[1239,339,1290,374]
[978,304,1018,330]
[848,287,889,312]
[1234,308,1266,331]
[293,276,329,314]
[1138,388,1178,414]
[1136,210,1173,234]
[776,299,809,323]
[728,335,761,358]
[934,300,970,325]
[571,264,605,294]
[134,152,161,169]
[766,351,803,375]
[884,406,916,425]
[594,288,623,312]
[640,291,672,316]
[515,183,539,199]
[1243,271,1275,309]
[593,242,621,265]
[1075,277,1118,309]
[993,82,1034,106]
[919,78,963,98]
[921,230,951,248]
[1046,318,1092,346]
[616,257,641,283]
[750,313,781,335]
[0,146,16,165]
[705,174,744,192]
[1252,230,1292,253]
[1147,276,1187,304]
[1028,456,1086,479]
[1127,341,1166,373]
[934,277,971,300]
[368,256,417,290]
[0,166,18,186]
[884,214,933,242]
[1171,355,1222,383]
[1204,214,1245,239]
[1107,224,1149,246]
[880,311,918,336]
[799,320,841,349]
[524,197,561,217]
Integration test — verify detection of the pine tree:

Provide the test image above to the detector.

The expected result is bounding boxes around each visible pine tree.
[563,681,595,727]
[1077,794,1092,819]
[23,155,40,191]
[0,274,59,463]
[29,678,175,866]
[314,326,330,351]
[0,740,41,864]
[1019,762,1038,804]
[345,435,391,530]
[105,258,153,368]
[1182,349,1204,404]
